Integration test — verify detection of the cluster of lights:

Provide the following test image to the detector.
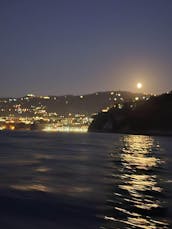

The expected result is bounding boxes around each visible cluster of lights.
[43,126,88,133]
[0,90,152,132]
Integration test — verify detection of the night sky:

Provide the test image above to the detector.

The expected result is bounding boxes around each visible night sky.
[0,0,172,97]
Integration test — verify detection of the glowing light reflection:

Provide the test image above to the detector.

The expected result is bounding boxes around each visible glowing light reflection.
[104,135,168,229]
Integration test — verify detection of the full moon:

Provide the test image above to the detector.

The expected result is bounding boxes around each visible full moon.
[137,82,142,89]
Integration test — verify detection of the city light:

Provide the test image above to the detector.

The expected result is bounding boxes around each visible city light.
[43,126,88,133]
[0,92,150,132]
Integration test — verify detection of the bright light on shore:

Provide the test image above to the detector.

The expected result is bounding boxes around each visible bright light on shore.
[137,82,142,89]
[43,126,88,133]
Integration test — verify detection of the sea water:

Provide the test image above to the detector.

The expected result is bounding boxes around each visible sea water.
[0,131,171,229]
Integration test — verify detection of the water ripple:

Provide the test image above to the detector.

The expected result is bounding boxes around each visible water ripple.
[103,135,169,228]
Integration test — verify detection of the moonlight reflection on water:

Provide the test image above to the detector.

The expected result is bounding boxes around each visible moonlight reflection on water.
[104,135,169,229]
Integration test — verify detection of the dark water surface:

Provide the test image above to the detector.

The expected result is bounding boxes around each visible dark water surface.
[0,131,171,228]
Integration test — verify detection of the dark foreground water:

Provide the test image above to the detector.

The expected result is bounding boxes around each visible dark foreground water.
[0,131,171,229]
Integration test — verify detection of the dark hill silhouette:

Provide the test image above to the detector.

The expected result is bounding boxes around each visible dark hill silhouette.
[89,92,172,136]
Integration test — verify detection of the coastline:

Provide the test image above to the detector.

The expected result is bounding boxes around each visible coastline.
[88,129,172,137]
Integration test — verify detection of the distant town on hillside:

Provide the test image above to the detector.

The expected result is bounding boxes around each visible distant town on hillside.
[0,91,152,132]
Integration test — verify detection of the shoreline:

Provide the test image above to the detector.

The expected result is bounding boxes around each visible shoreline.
[1,129,172,137]
[88,129,172,137]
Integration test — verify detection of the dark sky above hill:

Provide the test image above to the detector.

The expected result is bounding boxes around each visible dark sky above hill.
[0,0,172,97]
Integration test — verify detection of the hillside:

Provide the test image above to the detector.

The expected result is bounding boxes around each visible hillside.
[89,92,172,135]
[0,91,147,117]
